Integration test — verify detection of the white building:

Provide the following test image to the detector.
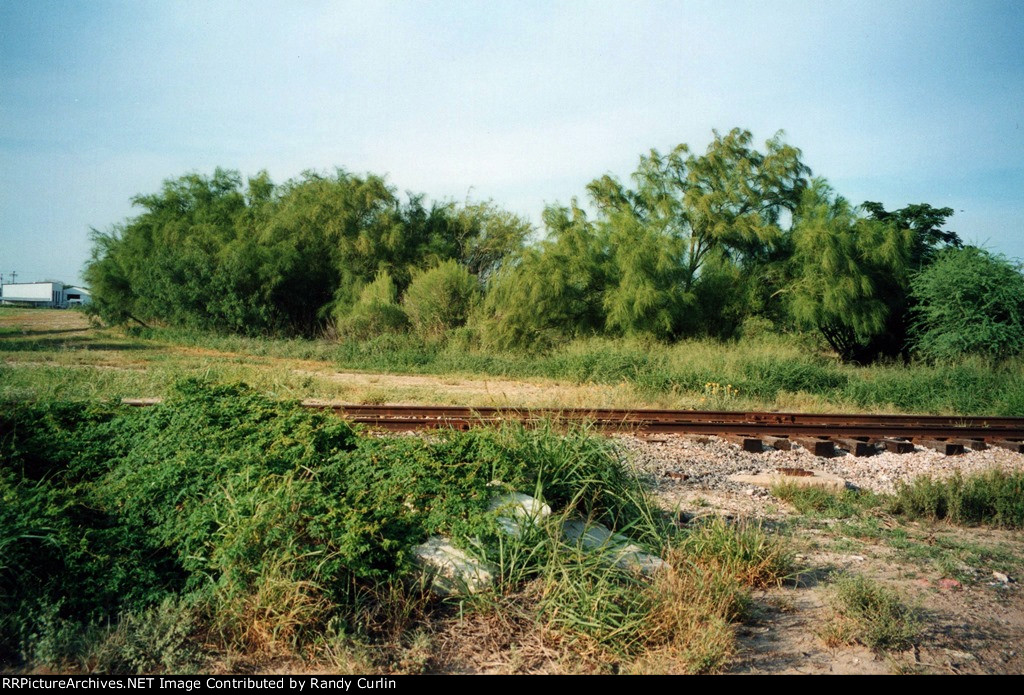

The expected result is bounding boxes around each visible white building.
[0,281,91,308]
[64,286,92,306]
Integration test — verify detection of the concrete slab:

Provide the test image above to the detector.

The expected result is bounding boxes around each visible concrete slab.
[412,536,496,595]
[488,491,552,537]
[560,518,669,575]
[729,470,848,492]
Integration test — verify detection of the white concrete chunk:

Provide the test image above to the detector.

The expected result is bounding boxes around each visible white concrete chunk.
[412,536,495,595]
[560,518,669,575]
[488,491,552,537]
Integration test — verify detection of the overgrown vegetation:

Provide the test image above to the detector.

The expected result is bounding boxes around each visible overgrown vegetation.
[83,128,1019,365]
[775,472,1024,529]
[4,306,1024,415]
[771,483,881,519]
[910,247,1024,361]
[0,382,791,673]
[890,470,1024,528]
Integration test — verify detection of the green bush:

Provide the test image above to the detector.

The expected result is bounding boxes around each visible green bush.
[0,382,664,666]
[911,247,1024,360]
[402,260,479,339]
[336,270,410,340]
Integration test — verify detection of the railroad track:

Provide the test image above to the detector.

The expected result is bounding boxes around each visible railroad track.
[122,399,1024,457]
[305,403,1024,457]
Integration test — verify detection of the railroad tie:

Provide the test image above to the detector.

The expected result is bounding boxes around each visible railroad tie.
[917,439,966,456]
[724,435,763,453]
[761,435,793,451]
[793,437,835,457]
[883,438,915,454]
[991,439,1024,454]
[836,437,875,457]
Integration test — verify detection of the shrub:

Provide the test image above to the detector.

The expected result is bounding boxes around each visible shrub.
[402,260,479,339]
[336,270,410,340]
[911,246,1024,361]
[0,384,668,666]
[822,575,918,651]
[678,517,793,589]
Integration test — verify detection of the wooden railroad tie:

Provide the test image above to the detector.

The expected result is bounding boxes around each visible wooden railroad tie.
[761,435,793,451]
[724,435,763,453]
[793,437,835,457]
[836,437,875,457]
[883,438,915,454]
[991,439,1024,454]
[916,439,965,456]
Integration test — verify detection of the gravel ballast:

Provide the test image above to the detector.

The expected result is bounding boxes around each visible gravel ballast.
[615,434,1024,497]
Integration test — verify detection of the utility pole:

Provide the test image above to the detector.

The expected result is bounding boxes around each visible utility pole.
[9,271,17,283]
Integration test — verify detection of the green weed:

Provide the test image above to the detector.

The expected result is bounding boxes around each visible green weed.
[889,470,1024,528]
[822,575,919,652]
[772,483,881,519]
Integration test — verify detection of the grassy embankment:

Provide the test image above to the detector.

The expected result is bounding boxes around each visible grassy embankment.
[2,307,1023,415]
[1,381,792,674]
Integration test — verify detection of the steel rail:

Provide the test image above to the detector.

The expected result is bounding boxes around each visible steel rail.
[309,403,1024,431]
[338,414,1024,440]
[120,399,1024,442]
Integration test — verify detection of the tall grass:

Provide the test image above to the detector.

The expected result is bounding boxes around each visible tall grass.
[771,483,882,519]
[137,327,1024,415]
[471,503,792,673]
[4,309,1023,414]
[775,472,1024,529]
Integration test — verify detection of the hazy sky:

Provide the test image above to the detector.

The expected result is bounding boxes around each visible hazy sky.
[2,0,1022,285]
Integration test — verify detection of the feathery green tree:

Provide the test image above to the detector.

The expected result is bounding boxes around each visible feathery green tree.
[786,180,913,362]
[479,128,808,346]
[85,168,526,337]
[478,203,609,350]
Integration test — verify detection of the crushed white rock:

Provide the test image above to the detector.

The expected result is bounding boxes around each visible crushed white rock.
[615,434,1024,496]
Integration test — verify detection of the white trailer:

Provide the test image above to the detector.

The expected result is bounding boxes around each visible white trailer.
[0,281,68,307]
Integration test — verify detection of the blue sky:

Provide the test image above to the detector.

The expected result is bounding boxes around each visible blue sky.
[2,0,1022,285]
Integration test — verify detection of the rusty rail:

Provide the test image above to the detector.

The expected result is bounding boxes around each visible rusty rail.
[121,399,1024,455]
[308,403,1023,430]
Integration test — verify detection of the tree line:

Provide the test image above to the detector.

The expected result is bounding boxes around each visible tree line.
[85,128,1024,363]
